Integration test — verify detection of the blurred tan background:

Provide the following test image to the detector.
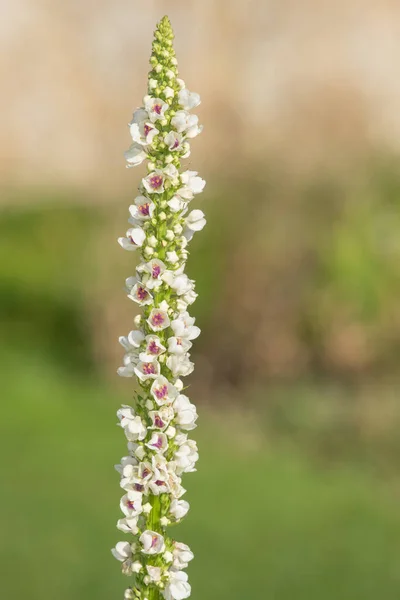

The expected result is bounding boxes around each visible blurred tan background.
[2,2,400,599]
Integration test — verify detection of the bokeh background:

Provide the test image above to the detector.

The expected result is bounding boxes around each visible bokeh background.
[3,1,400,598]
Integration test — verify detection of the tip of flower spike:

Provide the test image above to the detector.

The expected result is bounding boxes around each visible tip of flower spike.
[156,15,174,38]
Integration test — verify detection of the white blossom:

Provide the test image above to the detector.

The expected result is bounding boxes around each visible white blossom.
[169,498,190,520]
[118,227,146,251]
[140,530,165,555]
[129,108,159,145]
[164,571,191,600]
[173,395,198,430]
[144,96,168,122]
[178,89,201,110]
[112,541,132,562]
[125,143,147,167]
[172,542,194,570]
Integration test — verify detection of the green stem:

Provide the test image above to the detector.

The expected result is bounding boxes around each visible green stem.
[146,495,162,600]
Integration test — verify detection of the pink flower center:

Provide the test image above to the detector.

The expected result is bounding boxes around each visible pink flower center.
[172,138,180,149]
[153,104,162,115]
[154,384,168,400]
[142,467,151,478]
[136,286,149,301]
[151,312,165,327]
[152,265,161,278]
[154,415,165,428]
[151,535,159,548]
[144,124,153,136]
[152,436,163,449]
[148,340,160,354]
[138,203,150,216]
[142,363,156,375]
[127,500,136,510]
[150,175,163,190]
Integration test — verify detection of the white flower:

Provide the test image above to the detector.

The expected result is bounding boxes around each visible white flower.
[174,395,198,430]
[174,438,199,473]
[129,108,159,145]
[172,542,194,570]
[149,406,174,430]
[118,227,146,251]
[146,432,169,454]
[117,407,147,441]
[117,517,139,534]
[144,96,168,122]
[178,170,206,199]
[169,498,190,520]
[167,336,192,355]
[171,111,202,138]
[129,196,155,223]
[146,565,162,583]
[112,541,132,562]
[142,170,165,194]
[140,258,167,289]
[140,530,165,555]
[128,283,153,306]
[166,354,194,378]
[134,360,161,382]
[171,312,201,340]
[124,143,147,167]
[120,490,143,517]
[184,210,206,240]
[118,329,144,352]
[178,88,201,110]
[167,196,187,213]
[139,335,166,362]
[151,376,179,405]
[163,273,194,296]
[164,571,191,600]
[114,455,137,475]
[124,588,135,600]
[147,309,171,332]
[164,131,184,152]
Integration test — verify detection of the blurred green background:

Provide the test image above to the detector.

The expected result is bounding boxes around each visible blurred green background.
[3,2,400,599]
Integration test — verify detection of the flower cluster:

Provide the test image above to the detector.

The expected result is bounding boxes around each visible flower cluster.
[112,16,205,600]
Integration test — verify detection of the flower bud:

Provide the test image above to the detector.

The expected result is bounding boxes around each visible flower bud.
[134,315,142,327]
[165,230,174,241]
[148,235,158,247]
[144,246,154,257]
[173,224,183,235]
[159,212,167,221]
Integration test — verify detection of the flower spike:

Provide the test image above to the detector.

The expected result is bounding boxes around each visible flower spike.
[113,16,205,600]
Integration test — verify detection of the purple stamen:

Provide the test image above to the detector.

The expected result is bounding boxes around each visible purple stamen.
[142,363,156,375]
[136,286,149,301]
[152,265,161,278]
[154,384,168,400]
[151,312,165,327]
[148,340,159,354]
[138,203,150,216]
[150,175,163,190]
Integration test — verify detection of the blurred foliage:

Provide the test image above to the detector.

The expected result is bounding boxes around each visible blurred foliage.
[3,348,400,600]
[2,160,400,598]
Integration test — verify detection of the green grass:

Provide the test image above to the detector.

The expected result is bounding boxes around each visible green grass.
[2,349,400,600]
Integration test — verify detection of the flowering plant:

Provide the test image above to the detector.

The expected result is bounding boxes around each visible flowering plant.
[112,16,205,600]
